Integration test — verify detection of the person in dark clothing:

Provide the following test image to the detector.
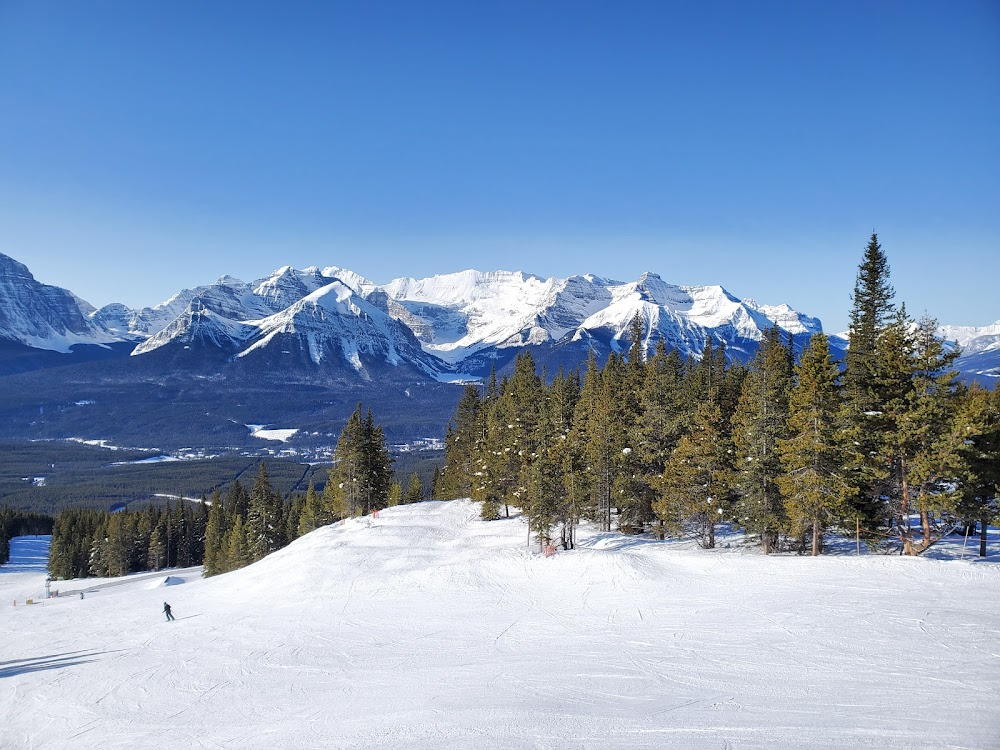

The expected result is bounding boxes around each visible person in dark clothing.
[163,602,174,621]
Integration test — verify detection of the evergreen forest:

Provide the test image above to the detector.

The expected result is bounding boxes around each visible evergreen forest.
[438,234,1000,556]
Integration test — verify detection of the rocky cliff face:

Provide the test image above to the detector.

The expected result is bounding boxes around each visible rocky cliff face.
[0,253,121,352]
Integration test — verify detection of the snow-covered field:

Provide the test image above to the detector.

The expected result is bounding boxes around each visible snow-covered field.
[2,501,999,749]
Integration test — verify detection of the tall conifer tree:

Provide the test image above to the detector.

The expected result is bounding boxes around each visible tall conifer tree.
[777,333,854,555]
[732,327,792,552]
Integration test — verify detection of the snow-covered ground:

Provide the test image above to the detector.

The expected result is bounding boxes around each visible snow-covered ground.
[2,502,998,749]
[247,424,299,442]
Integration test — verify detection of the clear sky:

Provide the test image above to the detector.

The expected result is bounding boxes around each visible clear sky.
[1,1,997,332]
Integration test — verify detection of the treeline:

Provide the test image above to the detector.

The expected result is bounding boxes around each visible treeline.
[0,507,54,565]
[48,499,208,579]
[439,234,1000,556]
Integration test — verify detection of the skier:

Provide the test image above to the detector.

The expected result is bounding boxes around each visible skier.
[163,602,175,621]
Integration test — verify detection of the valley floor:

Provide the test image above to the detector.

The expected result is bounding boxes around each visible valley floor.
[1,502,998,749]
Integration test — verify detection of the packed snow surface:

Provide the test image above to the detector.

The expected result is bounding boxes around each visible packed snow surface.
[2,502,999,750]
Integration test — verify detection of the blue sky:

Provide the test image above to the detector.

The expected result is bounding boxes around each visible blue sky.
[0,1,997,332]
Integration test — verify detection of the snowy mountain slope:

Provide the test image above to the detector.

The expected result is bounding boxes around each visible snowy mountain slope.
[132,275,447,379]
[380,269,822,368]
[942,320,1000,383]
[251,265,330,312]
[236,280,446,379]
[0,252,122,352]
[2,502,999,750]
[940,320,1000,351]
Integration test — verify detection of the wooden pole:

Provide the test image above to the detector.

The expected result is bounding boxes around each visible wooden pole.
[961,525,970,560]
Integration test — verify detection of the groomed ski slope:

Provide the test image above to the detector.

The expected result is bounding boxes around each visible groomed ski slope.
[2,501,999,750]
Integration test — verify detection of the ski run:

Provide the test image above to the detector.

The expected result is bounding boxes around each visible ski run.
[2,500,999,749]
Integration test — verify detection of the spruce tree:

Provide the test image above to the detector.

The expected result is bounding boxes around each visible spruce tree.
[327,406,366,518]
[895,314,963,553]
[247,462,283,562]
[955,384,1000,556]
[654,401,733,548]
[440,385,482,499]
[405,473,424,504]
[839,232,899,533]
[327,405,394,518]
[225,515,250,570]
[638,343,686,539]
[203,489,226,575]
[387,481,404,507]
[298,480,324,536]
[584,354,628,531]
[731,327,792,553]
[777,333,854,555]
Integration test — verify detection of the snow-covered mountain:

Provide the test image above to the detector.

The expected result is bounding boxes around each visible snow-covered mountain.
[0,252,122,352]
[128,267,444,380]
[379,269,823,371]
[125,266,825,377]
[1,251,995,385]
[941,321,1000,384]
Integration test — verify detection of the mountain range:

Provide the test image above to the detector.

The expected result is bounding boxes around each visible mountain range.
[0,251,995,450]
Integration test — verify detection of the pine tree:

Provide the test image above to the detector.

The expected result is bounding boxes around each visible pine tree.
[327,405,394,518]
[387,481,404,507]
[440,385,482,499]
[777,333,854,555]
[203,489,226,575]
[654,401,733,548]
[616,315,653,534]
[522,375,566,548]
[584,354,628,531]
[405,473,424,504]
[225,515,250,570]
[895,314,964,553]
[285,492,302,542]
[638,343,686,539]
[955,384,1000,556]
[840,232,900,533]
[430,467,442,500]
[247,462,283,562]
[327,406,366,518]
[731,327,792,552]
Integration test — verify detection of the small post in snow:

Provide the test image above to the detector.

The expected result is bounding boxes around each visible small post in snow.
[961,526,971,560]
[856,518,861,556]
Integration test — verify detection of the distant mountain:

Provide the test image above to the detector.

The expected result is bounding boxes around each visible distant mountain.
[0,253,121,352]
[0,250,994,449]
[376,269,825,374]
[941,321,1000,386]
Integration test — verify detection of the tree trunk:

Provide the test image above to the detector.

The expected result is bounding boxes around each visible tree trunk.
[706,519,715,549]
[981,517,989,558]
[920,509,932,552]
[812,519,821,556]
[900,476,915,555]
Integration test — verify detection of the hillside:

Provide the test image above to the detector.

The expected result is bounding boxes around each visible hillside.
[2,500,998,749]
